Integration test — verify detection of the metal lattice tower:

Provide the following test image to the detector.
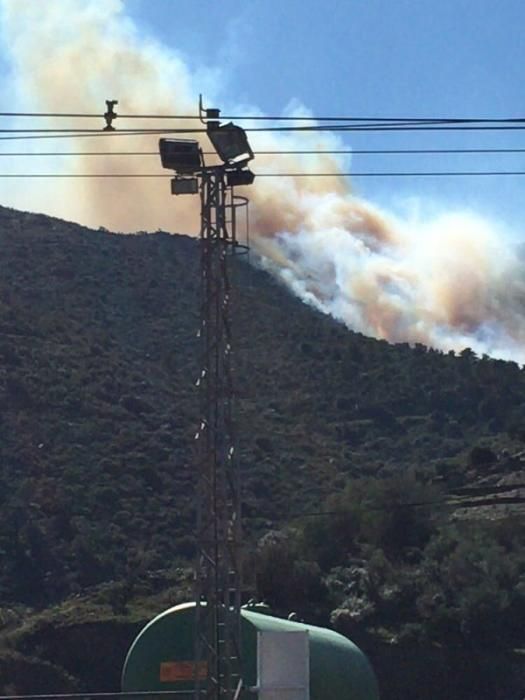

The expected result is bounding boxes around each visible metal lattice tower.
[194,168,244,700]
[159,110,253,700]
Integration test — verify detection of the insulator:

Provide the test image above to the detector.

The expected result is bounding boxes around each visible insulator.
[103,99,118,131]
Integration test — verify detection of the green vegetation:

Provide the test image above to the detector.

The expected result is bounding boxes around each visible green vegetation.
[0,205,524,698]
[256,474,525,652]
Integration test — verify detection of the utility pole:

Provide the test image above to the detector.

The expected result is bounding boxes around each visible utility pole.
[159,107,254,700]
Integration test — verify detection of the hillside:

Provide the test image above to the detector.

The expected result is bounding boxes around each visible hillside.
[0,205,524,698]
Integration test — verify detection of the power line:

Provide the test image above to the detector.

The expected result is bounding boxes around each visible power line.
[2,171,525,178]
[0,131,167,142]
[266,490,525,521]
[0,125,406,134]
[288,498,525,518]
[0,112,192,119]
[249,498,525,524]
[5,123,525,143]
[2,147,525,157]
[257,171,525,177]
[259,147,525,155]
[197,115,525,124]
[1,111,525,124]
[4,123,525,137]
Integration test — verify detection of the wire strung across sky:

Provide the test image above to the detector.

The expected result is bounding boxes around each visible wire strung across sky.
[1,110,525,123]
[2,111,525,153]
[0,123,463,133]
[3,129,525,144]
[1,171,525,178]
[1,111,524,176]
[0,131,168,141]
[1,147,525,157]
[3,125,525,133]
[3,122,525,135]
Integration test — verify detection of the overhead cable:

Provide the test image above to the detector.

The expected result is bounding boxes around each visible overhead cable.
[1,111,525,124]
[4,126,525,143]
[4,123,525,136]
[2,171,525,178]
[271,491,525,521]
[2,147,525,157]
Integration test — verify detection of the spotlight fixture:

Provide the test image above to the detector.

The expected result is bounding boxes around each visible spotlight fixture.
[207,122,254,167]
[159,138,203,174]
[171,177,199,195]
[226,169,256,187]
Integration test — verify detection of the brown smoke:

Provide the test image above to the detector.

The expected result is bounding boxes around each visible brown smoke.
[1,0,203,231]
[1,0,524,362]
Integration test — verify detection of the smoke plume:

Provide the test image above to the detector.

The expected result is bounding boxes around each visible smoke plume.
[1,0,524,362]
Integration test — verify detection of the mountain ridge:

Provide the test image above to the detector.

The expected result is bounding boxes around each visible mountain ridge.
[0,204,524,698]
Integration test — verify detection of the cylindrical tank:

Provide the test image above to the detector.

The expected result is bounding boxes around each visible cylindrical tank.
[122,602,379,700]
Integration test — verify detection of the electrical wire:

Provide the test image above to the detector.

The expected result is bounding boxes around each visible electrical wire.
[265,491,525,522]
[4,123,525,137]
[1,111,525,123]
[255,171,525,177]
[2,171,525,178]
[2,147,525,157]
[5,123,525,142]
[0,131,168,141]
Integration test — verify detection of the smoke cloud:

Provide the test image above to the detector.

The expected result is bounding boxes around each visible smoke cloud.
[1,0,524,362]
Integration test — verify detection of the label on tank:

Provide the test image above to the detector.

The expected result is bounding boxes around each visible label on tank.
[159,661,207,682]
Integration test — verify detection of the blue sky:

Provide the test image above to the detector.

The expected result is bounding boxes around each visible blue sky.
[123,0,525,238]
[127,0,524,117]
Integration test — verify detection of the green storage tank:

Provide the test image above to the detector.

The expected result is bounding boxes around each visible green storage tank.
[122,602,379,700]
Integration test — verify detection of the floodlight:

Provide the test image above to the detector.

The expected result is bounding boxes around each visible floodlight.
[171,177,199,195]
[159,138,203,173]
[207,122,254,167]
[226,168,255,187]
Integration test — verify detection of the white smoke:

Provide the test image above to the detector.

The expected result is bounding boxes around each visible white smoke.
[1,0,524,362]
[258,208,525,362]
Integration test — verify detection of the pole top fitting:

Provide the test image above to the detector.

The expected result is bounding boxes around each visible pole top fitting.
[103,100,118,131]
[206,108,221,132]
[199,94,221,130]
